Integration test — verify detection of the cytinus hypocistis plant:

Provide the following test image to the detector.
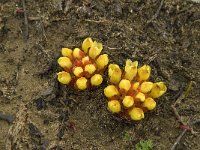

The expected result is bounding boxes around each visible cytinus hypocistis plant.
[57,38,109,90]
[104,60,167,121]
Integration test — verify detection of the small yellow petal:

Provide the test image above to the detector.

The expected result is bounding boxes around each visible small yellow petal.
[140,82,153,93]
[135,92,145,102]
[84,64,96,75]
[142,97,156,110]
[108,100,121,113]
[89,41,103,59]
[137,65,151,81]
[58,57,72,69]
[73,67,83,77]
[149,82,167,98]
[119,79,131,92]
[57,71,71,84]
[104,85,119,98]
[132,82,140,90]
[73,48,84,59]
[91,74,103,86]
[124,60,138,81]
[82,37,93,53]
[122,96,134,108]
[129,107,144,121]
[76,77,88,90]
[61,48,72,59]
[96,54,109,70]
[108,64,122,84]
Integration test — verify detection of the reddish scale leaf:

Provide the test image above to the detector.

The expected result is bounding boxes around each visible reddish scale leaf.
[69,78,76,87]
[142,107,148,113]
[126,90,136,97]
[83,60,93,66]
[74,60,83,67]
[119,89,127,96]
[79,72,84,77]
[63,67,71,72]
[79,50,85,58]
[134,98,142,103]
[84,71,92,78]
[108,95,120,101]
[86,80,91,89]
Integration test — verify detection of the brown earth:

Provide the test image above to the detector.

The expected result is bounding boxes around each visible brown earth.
[0,0,200,149]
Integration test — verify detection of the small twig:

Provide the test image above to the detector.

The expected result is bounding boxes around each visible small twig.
[104,45,121,50]
[28,16,41,21]
[68,97,78,104]
[171,81,193,125]
[153,0,164,19]
[170,81,198,149]
[171,119,200,150]
[171,104,186,125]
[147,0,164,23]
[85,19,107,23]
[22,0,29,39]
[171,129,187,150]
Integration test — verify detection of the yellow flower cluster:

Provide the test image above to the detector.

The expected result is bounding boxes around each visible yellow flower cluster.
[57,38,109,90]
[104,60,167,121]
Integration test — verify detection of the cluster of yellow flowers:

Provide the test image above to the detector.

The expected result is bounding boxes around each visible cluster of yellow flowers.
[57,38,109,90]
[104,60,167,121]
[57,37,167,121]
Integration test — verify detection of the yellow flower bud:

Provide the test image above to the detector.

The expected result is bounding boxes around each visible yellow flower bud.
[84,64,96,75]
[129,107,144,121]
[96,54,109,70]
[122,96,134,108]
[140,81,153,93]
[58,57,72,69]
[142,97,156,110]
[57,71,71,84]
[135,92,145,102]
[104,85,119,98]
[119,79,131,92]
[132,82,140,90]
[108,64,122,84]
[82,37,93,53]
[61,48,72,59]
[76,77,88,90]
[82,56,90,65]
[149,82,167,98]
[108,100,121,113]
[73,67,83,77]
[73,48,84,59]
[91,74,103,86]
[124,60,138,81]
[137,65,151,81]
[89,41,103,59]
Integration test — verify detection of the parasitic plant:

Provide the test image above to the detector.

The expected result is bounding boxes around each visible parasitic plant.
[104,60,167,121]
[57,38,109,90]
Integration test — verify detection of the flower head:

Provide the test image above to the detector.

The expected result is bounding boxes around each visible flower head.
[108,64,122,84]
[57,71,71,84]
[129,107,144,121]
[57,38,109,90]
[104,60,167,121]
[108,100,121,113]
